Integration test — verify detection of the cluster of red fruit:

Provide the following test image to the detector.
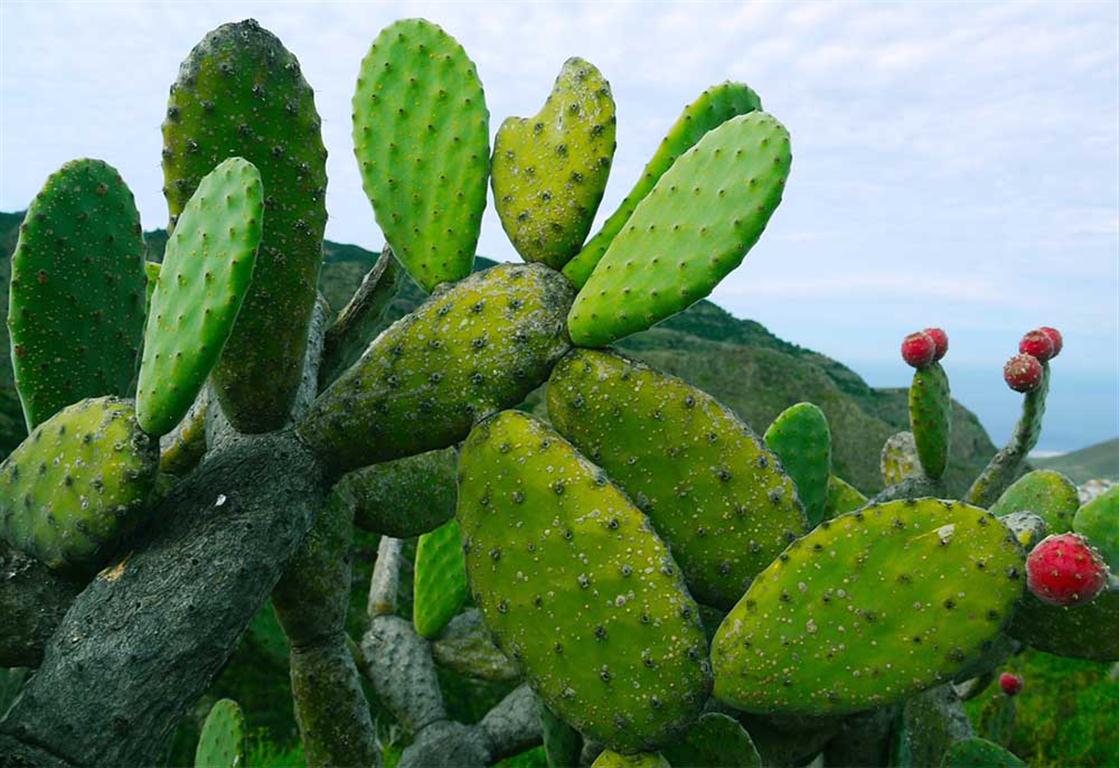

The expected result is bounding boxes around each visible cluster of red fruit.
[899,327,949,368]
[1025,532,1110,607]
[1003,327,1062,393]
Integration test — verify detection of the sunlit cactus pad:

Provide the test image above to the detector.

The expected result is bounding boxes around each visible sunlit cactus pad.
[353,18,489,292]
[909,362,951,480]
[413,518,468,639]
[712,498,1025,715]
[458,411,710,752]
[8,159,146,430]
[989,469,1079,535]
[764,402,831,528]
[194,698,246,768]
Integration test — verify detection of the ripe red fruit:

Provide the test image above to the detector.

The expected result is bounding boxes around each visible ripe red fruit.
[999,672,1024,696]
[901,331,937,368]
[1026,533,1110,607]
[1019,330,1056,362]
[922,327,949,360]
[1038,326,1063,358]
[1003,354,1043,393]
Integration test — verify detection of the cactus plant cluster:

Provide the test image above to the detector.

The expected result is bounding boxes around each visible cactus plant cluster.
[1,15,1115,768]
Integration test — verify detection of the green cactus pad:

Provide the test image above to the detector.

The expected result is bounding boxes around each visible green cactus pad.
[145,261,161,313]
[547,349,806,609]
[825,475,867,520]
[988,469,1078,534]
[593,752,670,768]
[136,158,261,437]
[1008,587,1119,662]
[1073,486,1119,569]
[763,402,831,527]
[566,112,789,347]
[299,264,574,474]
[340,448,458,537]
[8,159,146,430]
[458,411,710,752]
[940,738,1024,768]
[352,18,489,291]
[414,518,468,639]
[563,82,762,288]
[0,396,158,573]
[164,19,328,433]
[195,698,246,768]
[492,57,616,269]
[910,362,951,480]
[712,498,1025,715]
[661,712,761,768]
[539,700,583,768]
[882,431,921,486]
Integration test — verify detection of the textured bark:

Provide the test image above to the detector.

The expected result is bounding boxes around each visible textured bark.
[480,685,541,760]
[0,542,80,668]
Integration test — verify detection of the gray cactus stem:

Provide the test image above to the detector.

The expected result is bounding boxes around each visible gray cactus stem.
[0,541,81,669]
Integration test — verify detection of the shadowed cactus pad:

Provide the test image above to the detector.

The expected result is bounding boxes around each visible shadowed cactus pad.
[764,402,831,527]
[989,469,1078,535]
[940,737,1024,768]
[1073,486,1118,568]
[661,712,761,768]
[340,447,458,537]
[882,431,920,485]
[909,362,951,480]
[825,476,867,520]
[413,519,468,639]
[1008,587,1119,662]
[0,397,158,573]
[567,112,789,347]
[547,348,806,609]
[592,752,670,768]
[164,19,328,433]
[8,159,146,430]
[353,18,489,291]
[564,82,762,288]
[299,263,574,474]
[712,498,1025,715]
[195,698,246,768]
[137,158,261,437]
[458,411,710,752]
[492,57,616,269]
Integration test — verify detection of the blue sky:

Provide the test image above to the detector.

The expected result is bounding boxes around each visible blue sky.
[2,1,1116,451]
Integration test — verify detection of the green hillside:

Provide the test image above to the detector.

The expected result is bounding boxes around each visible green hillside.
[1033,438,1119,483]
[1,212,999,493]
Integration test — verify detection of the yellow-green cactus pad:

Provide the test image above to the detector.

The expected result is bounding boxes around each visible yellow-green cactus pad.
[988,469,1078,534]
[712,498,1025,715]
[593,752,670,768]
[567,112,789,347]
[825,475,867,520]
[352,19,489,291]
[547,349,806,609]
[458,411,710,752]
[1073,486,1119,569]
[909,362,951,480]
[413,518,468,639]
[564,82,762,288]
[299,264,574,474]
[137,158,261,437]
[195,698,246,768]
[8,159,146,430]
[661,712,761,768]
[882,431,920,486]
[492,57,616,269]
[0,397,158,573]
[764,402,831,527]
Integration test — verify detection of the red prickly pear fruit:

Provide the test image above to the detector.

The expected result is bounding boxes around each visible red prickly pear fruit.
[1019,330,1056,362]
[922,327,949,360]
[1038,326,1063,358]
[901,331,937,369]
[1025,533,1109,607]
[1003,353,1043,393]
[998,672,1024,696]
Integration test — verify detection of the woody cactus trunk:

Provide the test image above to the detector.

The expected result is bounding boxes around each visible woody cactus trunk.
[2,17,1114,768]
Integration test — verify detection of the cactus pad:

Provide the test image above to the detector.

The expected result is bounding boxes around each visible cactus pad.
[0,397,158,572]
[882,431,921,485]
[164,19,328,433]
[413,518,468,639]
[492,57,616,269]
[299,263,574,474]
[661,712,761,768]
[1008,587,1119,662]
[909,362,951,480]
[547,349,806,609]
[825,475,867,520]
[566,112,789,347]
[1073,486,1118,569]
[341,448,458,537]
[940,737,1024,768]
[763,402,831,527]
[136,158,261,437]
[712,498,1025,715]
[593,752,670,768]
[989,470,1079,535]
[352,18,489,291]
[458,411,710,752]
[195,698,246,768]
[563,82,762,288]
[8,159,146,430]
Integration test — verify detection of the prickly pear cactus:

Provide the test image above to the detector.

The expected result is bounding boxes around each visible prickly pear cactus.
[352,18,489,291]
[8,159,146,430]
[0,397,158,572]
[940,737,1024,768]
[909,362,951,480]
[136,158,262,437]
[458,411,710,752]
[592,752,670,768]
[492,57,616,269]
[195,698,246,768]
[1008,587,1119,661]
[989,469,1078,534]
[163,19,328,433]
[564,82,762,287]
[882,431,921,485]
[539,699,583,768]
[712,499,1025,715]
[547,348,806,609]
[298,263,574,473]
[763,402,831,527]
[825,475,867,520]
[567,112,790,348]
[413,518,468,639]
[1073,486,1118,568]
[338,447,458,537]
[661,712,761,768]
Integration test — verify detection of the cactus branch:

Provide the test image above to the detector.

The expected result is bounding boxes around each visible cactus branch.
[0,541,80,668]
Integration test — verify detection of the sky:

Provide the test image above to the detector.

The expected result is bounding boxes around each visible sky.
[1,1,1117,452]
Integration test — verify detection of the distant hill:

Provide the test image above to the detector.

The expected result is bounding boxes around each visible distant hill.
[1,211,1000,494]
[1033,438,1119,484]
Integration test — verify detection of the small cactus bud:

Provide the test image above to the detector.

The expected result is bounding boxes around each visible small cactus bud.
[998,672,1024,696]
[922,327,949,360]
[1025,533,1109,607]
[1038,326,1063,358]
[1019,329,1055,362]
[901,331,937,369]
[1003,353,1043,393]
